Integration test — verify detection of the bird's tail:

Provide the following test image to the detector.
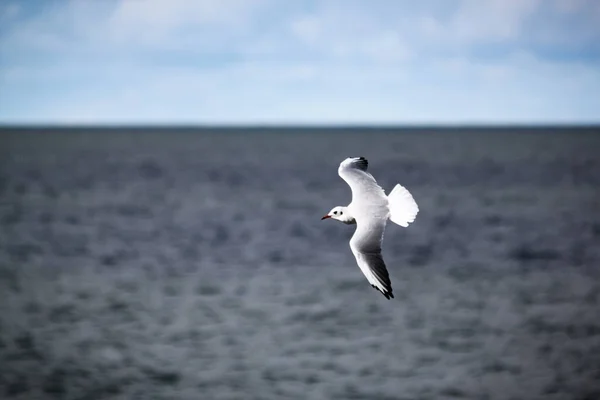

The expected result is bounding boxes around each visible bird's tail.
[387,184,419,227]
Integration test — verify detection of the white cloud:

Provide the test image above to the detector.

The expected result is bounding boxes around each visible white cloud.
[109,0,250,29]
[450,0,541,42]
[286,5,412,65]
[290,16,321,45]
[0,0,268,56]
[105,0,265,47]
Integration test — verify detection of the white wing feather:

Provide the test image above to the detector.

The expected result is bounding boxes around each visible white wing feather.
[337,157,387,208]
[387,184,419,227]
[349,219,394,299]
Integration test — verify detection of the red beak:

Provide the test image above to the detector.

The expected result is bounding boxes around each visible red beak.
[321,214,331,220]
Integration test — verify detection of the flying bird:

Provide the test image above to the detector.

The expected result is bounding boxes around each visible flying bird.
[321,157,419,299]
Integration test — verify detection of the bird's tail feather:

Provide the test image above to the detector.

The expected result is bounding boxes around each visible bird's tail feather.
[387,184,419,227]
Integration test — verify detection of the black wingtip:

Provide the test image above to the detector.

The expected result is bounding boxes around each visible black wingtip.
[376,288,394,300]
[349,156,368,171]
[370,283,393,300]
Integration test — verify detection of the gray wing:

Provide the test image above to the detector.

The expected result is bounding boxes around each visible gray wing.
[338,157,387,206]
[349,218,394,299]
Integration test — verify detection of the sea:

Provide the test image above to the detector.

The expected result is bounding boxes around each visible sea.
[1,126,599,399]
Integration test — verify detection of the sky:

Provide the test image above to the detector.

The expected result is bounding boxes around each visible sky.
[0,0,599,125]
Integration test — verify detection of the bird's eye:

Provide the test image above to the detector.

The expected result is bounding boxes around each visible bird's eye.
[334,211,338,215]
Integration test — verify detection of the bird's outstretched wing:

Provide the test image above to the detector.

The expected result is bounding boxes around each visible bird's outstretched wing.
[350,218,394,299]
[337,157,387,207]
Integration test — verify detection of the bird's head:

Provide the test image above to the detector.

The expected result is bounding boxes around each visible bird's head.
[321,206,355,224]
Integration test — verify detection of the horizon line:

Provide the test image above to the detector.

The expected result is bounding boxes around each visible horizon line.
[1,122,600,130]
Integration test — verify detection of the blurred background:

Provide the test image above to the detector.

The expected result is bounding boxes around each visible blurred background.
[1,1,599,400]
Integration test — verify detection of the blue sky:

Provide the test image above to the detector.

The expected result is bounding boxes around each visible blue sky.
[1,0,599,125]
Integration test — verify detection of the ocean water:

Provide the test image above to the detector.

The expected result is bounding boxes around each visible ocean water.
[0,127,599,399]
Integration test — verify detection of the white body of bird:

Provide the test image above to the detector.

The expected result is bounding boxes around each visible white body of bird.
[321,157,419,299]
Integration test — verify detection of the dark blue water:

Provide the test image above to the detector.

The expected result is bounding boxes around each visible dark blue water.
[1,127,599,399]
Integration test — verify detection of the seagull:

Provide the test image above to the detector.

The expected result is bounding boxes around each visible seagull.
[321,157,419,299]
